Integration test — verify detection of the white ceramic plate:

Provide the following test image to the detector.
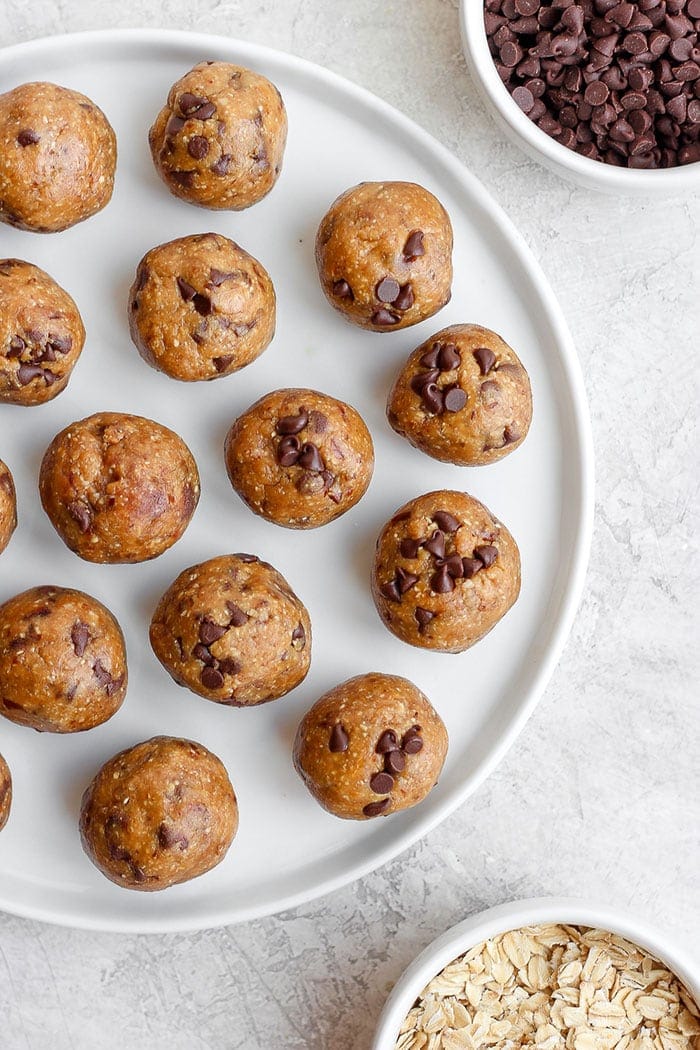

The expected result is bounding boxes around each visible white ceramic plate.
[0,29,593,932]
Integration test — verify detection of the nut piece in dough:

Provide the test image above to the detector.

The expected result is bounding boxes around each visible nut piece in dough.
[0,259,85,406]
[315,181,453,331]
[149,61,287,210]
[0,753,11,831]
[150,553,311,706]
[39,412,200,564]
[293,672,448,820]
[0,81,116,232]
[224,388,374,529]
[387,324,532,465]
[0,585,127,733]
[129,233,275,381]
[372,490,520,652]
[79,736,238,891]
[0,458,17,555]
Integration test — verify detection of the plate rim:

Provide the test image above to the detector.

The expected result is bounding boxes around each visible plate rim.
[0,26,595,933]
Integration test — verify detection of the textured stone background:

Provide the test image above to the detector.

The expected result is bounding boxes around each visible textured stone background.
[0,2,698,1048]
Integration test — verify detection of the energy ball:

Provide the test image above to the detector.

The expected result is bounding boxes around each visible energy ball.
[39,412,200,563]
[0,259,85,406]
[224,388,374,529]
[79,736,238,891]
[387,324,532,465]
[293,672,448,820]
[0,81,116,233]
[0,585,127,733]
[372,490,520,653]
[315,181,453,331]
[148,61,287,210]
[0,753,11,831]
[150,553,311,707]
[129,232,275,382]
[0,458,17,555]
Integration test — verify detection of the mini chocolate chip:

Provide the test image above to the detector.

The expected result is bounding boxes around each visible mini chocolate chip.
[403,230,425,261]
[291,624,306,650]
[329,724,349,752]
[211,154,232,175]
[276,410,309,435]
[48,335,72,354]
[158,824,189,850]
[277,435,301,466]
[17,129,40,146]
[199,618,227,645]
[421,346,442,369]
[332,279,354,300]
[475,544,498,568]
[474,347,497,374]
[192,643,215,665]
[430,564,455,593]
[209,269,236,286]
[166,114,185,136]
[67,501,92,533]
[176,277,197,301]
[193,293,212,316]
[371,307,400,326]
[17,363,48,385]
[71,622,90,657]
[399,537,422,559]
[8,336,24,356]
[308,411,328,434]
[92,660,118,694]
[376,277,400,303]
[396,567,419,594]
[187,135,210,159]
[226,602,249,627]
[201,666,224,689]
[385,750,406,774]
[504,424,520,444]
[401,727,423,754]
[392,283,414,311]
[410,369,440,394]
[437,343,461,371]
[421,383,444,414]
[442,552,465,578]
[376,730,398,754]
[423,530,446,559]
[415,607,435,631]
[170,170,196,186]
[380,579,401,603]
[217,657,241,675]
[363,798,390,817]
[369,771,394,794]
[433,511,461,533]
[213,355,233,372]
[462,557,482,578]
[179,93,214,116]
[443,385,467,412]
[298,442,324,472]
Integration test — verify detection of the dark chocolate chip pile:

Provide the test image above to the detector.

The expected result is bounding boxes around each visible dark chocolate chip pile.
[484,0,700,168]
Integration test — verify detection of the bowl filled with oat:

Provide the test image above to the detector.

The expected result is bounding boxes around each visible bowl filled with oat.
[372,898,700,1050]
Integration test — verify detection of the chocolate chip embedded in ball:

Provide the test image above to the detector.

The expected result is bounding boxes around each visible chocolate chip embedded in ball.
[315,181,453,332]
[148,61,287,210]
[79,736,238,891]
[0,753,12,831]
[293,672,448,820]
[0,459,17,556]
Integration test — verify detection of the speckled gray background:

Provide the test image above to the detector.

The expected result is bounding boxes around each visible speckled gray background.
[0,2,698,1048]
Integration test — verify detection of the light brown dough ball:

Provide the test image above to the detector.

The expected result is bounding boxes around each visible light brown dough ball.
[0,82,116,233]
[79,736,238,891]
[224,388,374,529]
[150,553,311,706]
[0,259,85,406]
[0,585,127,733]
[0,753,11,831]
[387,324,532,465]
[371,490,520,653]
[0,458,17,555]
[149,61,287,210]
[315,181,453,331]
[128,233,275,381]
[39,412,200,564]
[293,672,448,820]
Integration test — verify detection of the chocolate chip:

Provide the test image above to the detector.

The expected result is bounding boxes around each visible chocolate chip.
[430,564,455,593]
[462,557,483,578]
[399,537,422,559]
[235,553,259,563]
[403,230,425,261]
[193,293,212,316]
[380,579,401,603]
[170,170,196,187]
[276,410,309,435]
[474,347,497,374]
[363,798,390,817]
[437,344,461,371]
[443,385,467,412]
[371,307,400,326]
[48,335,72,355]
[433,511,461,533]
[92,660,121,695]
[414,607,435,631]
[401,727,423,754]
[442,552,465,579]
[329,724,349,752]
[410,369,440,395]
[298,443,324,472]
[392,283,414,311]
[177,277,197,301]
[8,336,24,356]
[166,114,185,136]
[277,435,301,466]
[192,643,215,665]
[213,355,233,372]
[217,657,241,675]
[179,94,216,119]
[376,277,401,303]
[512,84,535,111]
[475,544,498,568]
[67,501,92,533]
[187,135,210,159]
[158,824,189,851]
[385,749,406,774]
[71,622,90,657]
[376,730,398,754]
[17,363,50,385]
[504,424,520,444]
[423,530,446,560]
[396,567,419,594]
[226,602,249,627]
[369,771,394,794]
[17,129,40,146]
[291,624,306,650]
[421,382,444,414]
[201,666,224,689]
[208,269,235,287]
[199,618,227,645]
[211,154,232,175]
[332,279,353,300]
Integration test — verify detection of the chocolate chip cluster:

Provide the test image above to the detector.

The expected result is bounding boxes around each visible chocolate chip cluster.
[485,0,700,168]
[328,721,425,817]
[274,408,341,502]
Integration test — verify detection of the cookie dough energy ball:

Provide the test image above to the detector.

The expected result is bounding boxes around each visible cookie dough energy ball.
[372,490,520,653]
[0,82,116,232]
[0,586,127,733]
[79,736,238,891]
[0,754,11,831]
[0,259,85,406]
[224,388,374,528]
[294,673,448,820]
[149,61,287,209]
[150,554,311,707]
[315,181,453,331]
[387,324,532,465]
[0,459,17,555]
[39,412,199,563]
[129,233,275,382]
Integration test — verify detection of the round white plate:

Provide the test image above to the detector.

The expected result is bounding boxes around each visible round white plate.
[0,29,593,932]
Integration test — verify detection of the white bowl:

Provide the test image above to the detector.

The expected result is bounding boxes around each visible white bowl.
[460,1,700,196]
[372,897,700,1049]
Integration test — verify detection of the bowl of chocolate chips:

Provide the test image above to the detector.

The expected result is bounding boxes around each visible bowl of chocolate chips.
[461,0,700,193]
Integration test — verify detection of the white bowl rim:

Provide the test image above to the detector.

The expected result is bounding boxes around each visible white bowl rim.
[461,0,700,194]
[372,896,700,1050]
